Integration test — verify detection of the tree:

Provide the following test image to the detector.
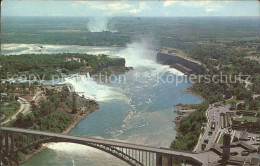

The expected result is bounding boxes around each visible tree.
[16,113,25,125]
[237,90,253,101]
[237,102,246,110]
[249,100,258,110]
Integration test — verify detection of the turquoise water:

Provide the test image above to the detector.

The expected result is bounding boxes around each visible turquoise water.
[4,44,201,166]
[22,67,201,166]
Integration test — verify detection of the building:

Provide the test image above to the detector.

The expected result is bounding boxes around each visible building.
[239,131,249,141]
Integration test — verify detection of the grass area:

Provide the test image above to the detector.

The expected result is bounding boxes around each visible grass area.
[218,134,224,144]
[224,96,238,105]
[234,116,259,122]
[176,49,188,58]
[222,64,234,68]
[1,101,20,120]
[223,96,245,106]
[246,51,260,56]
[176,49,201,65]
[237,110,260,113]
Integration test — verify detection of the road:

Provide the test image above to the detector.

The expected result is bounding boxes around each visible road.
[1,91,44,125]
[1,97,30,125]
[234,131,260,149]
[1,127,221,165]
[195,104,235,152]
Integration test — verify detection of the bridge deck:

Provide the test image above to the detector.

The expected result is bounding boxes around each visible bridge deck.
[1,127,220,165]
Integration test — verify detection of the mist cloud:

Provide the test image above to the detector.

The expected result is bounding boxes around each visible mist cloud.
[86,17,118,33]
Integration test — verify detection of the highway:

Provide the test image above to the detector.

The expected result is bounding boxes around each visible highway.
[195,104,235,152]
[1,127,220,165]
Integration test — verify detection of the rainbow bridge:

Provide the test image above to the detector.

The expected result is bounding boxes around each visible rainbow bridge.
[1,127,220,166]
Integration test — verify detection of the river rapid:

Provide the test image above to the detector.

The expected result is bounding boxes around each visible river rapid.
[2,43,202,166]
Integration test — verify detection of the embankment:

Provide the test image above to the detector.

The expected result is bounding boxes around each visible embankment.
[19,95,99,165]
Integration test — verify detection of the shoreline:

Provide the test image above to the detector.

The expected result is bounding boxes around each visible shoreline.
[182,83,205,102]
[173,116,182,139]
[173,82,204,142]
[174,83,204,115]
[19,107,97,165]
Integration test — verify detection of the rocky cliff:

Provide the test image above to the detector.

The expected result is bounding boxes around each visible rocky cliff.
[157,52,204,75]
[97,57,126,70]
[90,57,132,75]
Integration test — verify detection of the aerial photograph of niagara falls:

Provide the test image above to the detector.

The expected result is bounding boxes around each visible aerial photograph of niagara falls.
[0,0,259,165]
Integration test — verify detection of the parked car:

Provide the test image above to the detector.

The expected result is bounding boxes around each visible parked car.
[241,151,249,156]
[230,152,238,156]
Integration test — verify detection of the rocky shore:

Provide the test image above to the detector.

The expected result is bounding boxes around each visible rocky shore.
[182,83,205,101]
[174,116,182,139]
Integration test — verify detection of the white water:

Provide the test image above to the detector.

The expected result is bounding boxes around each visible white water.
[115,42,184,75]
[64,74,126,102]
[42,142,125,166]
[62,41,184,103]
[1,44,121,56]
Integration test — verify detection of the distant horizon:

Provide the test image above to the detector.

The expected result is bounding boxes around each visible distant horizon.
[2,1,259,17]
[2,15,260,18]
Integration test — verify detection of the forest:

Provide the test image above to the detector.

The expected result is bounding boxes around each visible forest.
[170,42,260,151]
[1,17,259,47]
[0,53,126,80]
[171,101,209,150]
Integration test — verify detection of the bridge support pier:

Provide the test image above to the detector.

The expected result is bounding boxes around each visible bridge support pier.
[156,153,173,166]
[11,132,14,153]
[5,131,9,154]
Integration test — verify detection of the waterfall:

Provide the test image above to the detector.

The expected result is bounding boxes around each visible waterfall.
[64,74,126,102]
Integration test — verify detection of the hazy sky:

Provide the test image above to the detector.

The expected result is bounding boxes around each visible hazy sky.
[2,1,260,17]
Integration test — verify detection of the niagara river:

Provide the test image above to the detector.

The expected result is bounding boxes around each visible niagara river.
[2,43,202,166]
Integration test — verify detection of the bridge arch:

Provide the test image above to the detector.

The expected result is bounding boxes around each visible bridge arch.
[39,138,144,166]
[1,127,204,166]
[2,132,148,166]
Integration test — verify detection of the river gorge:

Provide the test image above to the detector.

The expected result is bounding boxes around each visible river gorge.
[2,43,202,166]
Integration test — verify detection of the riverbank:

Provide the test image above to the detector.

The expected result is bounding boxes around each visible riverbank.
[19,101,99,165]
[171,79,209,151]
[171,83,204,147]
[173,83,205,115]
[182,83,205,102]
[173,116,182,139]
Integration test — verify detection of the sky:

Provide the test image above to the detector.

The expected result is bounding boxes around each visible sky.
[1,0,260,17]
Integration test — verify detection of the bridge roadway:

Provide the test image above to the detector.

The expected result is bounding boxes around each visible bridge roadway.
[1,127,220,165]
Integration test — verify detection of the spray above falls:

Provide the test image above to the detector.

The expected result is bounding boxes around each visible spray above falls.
[87,17,118,33]
[115,41,184,75]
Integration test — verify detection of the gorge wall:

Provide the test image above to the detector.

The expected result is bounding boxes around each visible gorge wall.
[157,52,204,75]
